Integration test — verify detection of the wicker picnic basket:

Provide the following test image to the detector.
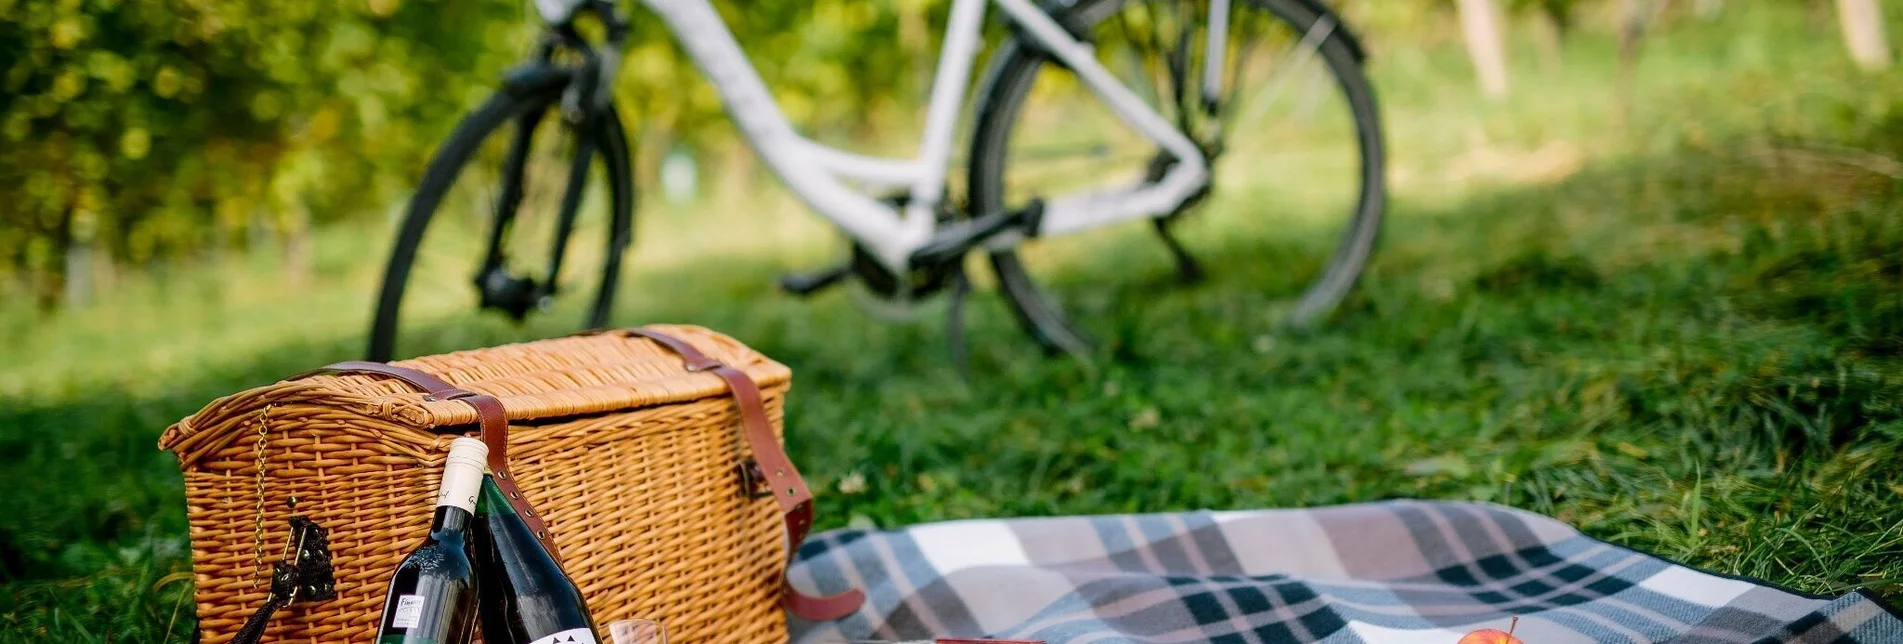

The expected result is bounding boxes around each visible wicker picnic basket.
[159,325,862,644]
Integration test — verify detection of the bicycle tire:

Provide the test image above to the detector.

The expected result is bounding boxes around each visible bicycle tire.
[968,0,1386,357]
[367,88,635,361]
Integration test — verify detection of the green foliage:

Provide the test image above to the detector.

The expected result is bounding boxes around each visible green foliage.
[0,0,971,306]
[621,0,949,140]
[0,0,532,304]
[0,0,1679,308]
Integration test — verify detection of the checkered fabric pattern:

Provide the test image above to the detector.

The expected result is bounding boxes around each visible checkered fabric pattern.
[785,501,1902,643]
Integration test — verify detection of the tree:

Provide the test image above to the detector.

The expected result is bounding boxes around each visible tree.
[1836,0,1891,71]
[1456,0,1512,99]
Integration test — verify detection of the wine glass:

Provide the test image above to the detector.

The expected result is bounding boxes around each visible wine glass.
[607,619,667,644]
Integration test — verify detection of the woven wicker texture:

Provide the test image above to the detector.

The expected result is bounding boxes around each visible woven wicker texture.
[160,326,794,643]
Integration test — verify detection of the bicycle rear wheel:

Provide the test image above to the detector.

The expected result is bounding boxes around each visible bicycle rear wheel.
[367,88,634,361]
[969,0,1384,356]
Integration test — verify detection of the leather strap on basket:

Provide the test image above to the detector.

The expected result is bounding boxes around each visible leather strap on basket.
[289,361,566,563]
[587,327,867,621]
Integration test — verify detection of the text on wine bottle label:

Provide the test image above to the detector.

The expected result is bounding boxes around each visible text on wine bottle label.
[392,594,426,629]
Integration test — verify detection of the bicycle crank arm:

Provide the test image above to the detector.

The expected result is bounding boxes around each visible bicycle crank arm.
[909,200,1045,268]
[778,263,852,297]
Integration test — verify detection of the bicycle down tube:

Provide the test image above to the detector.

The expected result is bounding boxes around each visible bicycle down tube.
[637,0,1210,269]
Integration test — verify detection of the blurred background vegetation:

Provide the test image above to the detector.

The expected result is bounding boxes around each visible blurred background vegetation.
[0,0,955,309]
[8,0,1883,313]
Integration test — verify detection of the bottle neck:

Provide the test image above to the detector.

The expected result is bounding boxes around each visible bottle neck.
[432,505,474,534]
[437,458,484,513]
[476,475,517,518]
[434,445,486,533]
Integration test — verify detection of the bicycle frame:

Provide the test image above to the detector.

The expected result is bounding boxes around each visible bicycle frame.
[637,0,1210,271]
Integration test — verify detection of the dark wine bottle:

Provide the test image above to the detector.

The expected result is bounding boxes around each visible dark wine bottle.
[376,437,488,644]
[472,474,601,644]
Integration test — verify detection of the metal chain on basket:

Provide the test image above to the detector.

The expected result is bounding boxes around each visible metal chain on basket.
[250,404,274,588]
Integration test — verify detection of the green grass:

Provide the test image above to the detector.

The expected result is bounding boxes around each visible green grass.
[5,5,1903,641]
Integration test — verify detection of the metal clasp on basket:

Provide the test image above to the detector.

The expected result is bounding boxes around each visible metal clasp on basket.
[282,516,337,603]
[736,459,773,500]
[225,516,338,644]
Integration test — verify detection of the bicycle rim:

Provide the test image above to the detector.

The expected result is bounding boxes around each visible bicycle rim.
[368,92,628,360]
[969,0,1385,356]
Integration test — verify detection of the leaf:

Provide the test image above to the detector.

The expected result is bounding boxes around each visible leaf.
[1405,455,1474,479]
[1128,406,1161,430]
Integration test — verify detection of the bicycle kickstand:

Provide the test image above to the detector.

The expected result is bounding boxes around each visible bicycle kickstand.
[945,265,973,380]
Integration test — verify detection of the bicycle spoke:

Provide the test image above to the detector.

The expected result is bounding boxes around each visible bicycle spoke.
[1012,141,1118,162]
[1218,15,1264,126]
[1233,14,1335,128]
[1149,1,1181,127]
[1009,146,1154,178]
[1115,8,1167,112]
[1140,3,1180,124]
[971,0,1385,350]
[505,122,574,276]
[1006,133,1152,195]
[1168,0,1194,133]
[1293,62,1328,125]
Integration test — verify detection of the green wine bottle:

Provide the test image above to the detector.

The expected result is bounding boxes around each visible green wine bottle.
[472,475,601,644]
[376,438,487,644]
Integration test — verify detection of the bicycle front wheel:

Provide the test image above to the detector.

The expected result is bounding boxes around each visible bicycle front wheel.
[367,87,634,361]
[968,0,1385,356]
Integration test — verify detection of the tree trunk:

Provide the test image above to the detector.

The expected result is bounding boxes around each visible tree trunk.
[63,240,91,307]
[1455,0,1511,99]
[1613,0,1663,129]
[92,243,115,297]
[63,194,98,307]
[1836,0,1891,71]
[282,203,313,288]
[39,202,74,311]
[715,141,758,199]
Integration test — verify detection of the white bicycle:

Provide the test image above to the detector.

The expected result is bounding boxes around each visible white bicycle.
[367,0,1385,362]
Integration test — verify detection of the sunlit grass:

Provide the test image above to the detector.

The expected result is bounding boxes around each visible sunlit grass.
[4,4,1903,641]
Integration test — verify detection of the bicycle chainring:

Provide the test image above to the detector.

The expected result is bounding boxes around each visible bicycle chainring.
[848,191,964,303]
[849,242,958,302]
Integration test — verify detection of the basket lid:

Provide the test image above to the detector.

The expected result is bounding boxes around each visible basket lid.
[159,325,790,462]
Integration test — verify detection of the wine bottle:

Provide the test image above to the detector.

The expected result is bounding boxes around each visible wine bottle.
[472,474,601,644]
[376,437,488,644]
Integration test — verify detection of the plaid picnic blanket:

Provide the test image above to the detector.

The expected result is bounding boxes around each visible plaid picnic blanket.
[786,501,1902,643]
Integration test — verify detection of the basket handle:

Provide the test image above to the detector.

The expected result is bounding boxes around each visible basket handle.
[287,361,568,564]
[588,327,867,622]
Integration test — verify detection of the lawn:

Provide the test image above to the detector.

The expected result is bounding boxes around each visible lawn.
[3,4,1902,641]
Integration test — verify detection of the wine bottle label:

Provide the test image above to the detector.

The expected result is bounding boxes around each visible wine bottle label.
[391,594,426,629]
[527,628,598,644]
